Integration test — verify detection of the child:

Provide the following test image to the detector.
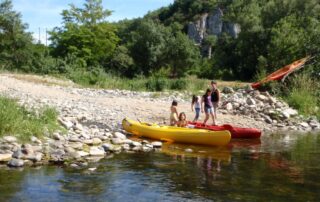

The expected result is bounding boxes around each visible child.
[201,88,216,125]
[177,112,188,127]
[170,100,179,126]
[191,95,201,122]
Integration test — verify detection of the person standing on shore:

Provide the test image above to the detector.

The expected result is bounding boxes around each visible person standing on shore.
[201,89,216,125]
[191,95,201,122]
[211,81,220,121]
[170,100,179,126]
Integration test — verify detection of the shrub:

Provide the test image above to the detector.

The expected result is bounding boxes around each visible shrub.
[146,77,168,91]
[170,78,188,90]
[282,73,320,118]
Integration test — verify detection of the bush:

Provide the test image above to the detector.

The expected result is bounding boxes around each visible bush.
[170,78,188,90]
[281,73,320,118]
[0,96,61,141]
[146,77,168,91]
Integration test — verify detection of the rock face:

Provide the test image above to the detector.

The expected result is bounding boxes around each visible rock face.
[188,8,241,56]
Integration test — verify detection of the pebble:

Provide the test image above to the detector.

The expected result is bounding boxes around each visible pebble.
[8,158,24,167]
[0,153,12,162]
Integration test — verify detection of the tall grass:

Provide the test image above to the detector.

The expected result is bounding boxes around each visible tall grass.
[0,96,61,141]
[65,68,247,93]
[282,73,320,119]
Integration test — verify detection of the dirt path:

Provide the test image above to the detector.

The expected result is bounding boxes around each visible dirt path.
[0,73,268,130]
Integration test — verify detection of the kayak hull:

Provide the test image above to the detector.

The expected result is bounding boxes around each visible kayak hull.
[122,119,231,146]
[188,122,261,139]
[252,57,309,88]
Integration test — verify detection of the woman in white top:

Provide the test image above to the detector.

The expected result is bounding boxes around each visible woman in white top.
[191,95,201,122]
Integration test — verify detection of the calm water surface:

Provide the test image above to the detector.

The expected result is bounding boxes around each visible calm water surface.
[0,132,320,202]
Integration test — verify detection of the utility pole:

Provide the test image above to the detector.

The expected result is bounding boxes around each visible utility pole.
[38,27,41,44]
[45,28,48,46]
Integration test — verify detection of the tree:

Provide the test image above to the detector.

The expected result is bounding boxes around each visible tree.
[128,19,169,75]
[0,0,33,70]
[203,35,217,59]
[165,31,200,77]
[49,0,119,67]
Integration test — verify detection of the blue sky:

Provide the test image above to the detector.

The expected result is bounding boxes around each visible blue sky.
[12,0,173,43]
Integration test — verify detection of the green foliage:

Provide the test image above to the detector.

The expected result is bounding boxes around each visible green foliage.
[0,0,33,70]
[49,0,119,66]
[283,73,320,117]
[0,96,61,141]
[170,79,188,90]
[145,77,168,91]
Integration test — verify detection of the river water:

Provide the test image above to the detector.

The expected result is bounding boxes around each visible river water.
[0,132,319,202]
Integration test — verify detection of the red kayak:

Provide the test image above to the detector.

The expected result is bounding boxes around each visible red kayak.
[188,122,261,139]
[251,57,309,89]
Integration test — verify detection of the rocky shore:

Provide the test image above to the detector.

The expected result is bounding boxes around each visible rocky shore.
[0,74,319,168]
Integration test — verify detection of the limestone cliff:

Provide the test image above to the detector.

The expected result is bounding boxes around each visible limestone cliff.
[187,8,241,56]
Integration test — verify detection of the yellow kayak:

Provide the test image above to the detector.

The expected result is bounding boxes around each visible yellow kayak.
[122,118,231,146]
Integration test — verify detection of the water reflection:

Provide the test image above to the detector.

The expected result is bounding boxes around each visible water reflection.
[1,133,320,201]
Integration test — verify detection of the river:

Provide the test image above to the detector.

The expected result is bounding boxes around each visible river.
[1,132,319,201]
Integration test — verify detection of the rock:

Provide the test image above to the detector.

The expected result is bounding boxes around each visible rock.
[73,123,83,131]
[222,87,234,94]
[151,141,162,148]
[130,141,142,147]
[28,152,43,162]
[58,118,73,129]
[256,95,268,102]
[113,132,126,139]
[268,97,277,104]
[8,158,24,167]
[299,122,309,128]
[142,146,152,152]
[52,132,63,141]
[102,143,114,152]
[283,108,298,117]
[92,138,102,145]
[246,98,256,106]
[122,144,130,151]
[89,147,105,156]
[77,151,89,157]
[185,148,193,153]
[225,103,233,111]
[2,136,17,143]
[88,167,97,172]
[30,136,42,144]
[111,138,124,145]
[68,142,83,150]
[309,120,320,129]
[83,139,94,145]
[265,116,273,124]
[21,144,34,155]
[70,163,79,168]
[0,153,12,162]
[12,149,24,159]
[50,149,66,162]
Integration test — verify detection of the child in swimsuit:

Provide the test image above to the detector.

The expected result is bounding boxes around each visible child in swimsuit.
[177,112,188,127]
[170,100,179,126]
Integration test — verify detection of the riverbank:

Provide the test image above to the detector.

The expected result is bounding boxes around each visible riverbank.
[0,73,319,168]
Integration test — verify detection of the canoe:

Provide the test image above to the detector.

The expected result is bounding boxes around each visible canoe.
[122,118,231,146]
[251,57,309,89]
[188,122,261,139]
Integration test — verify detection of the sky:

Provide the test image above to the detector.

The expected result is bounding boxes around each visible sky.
[12,0,174,43]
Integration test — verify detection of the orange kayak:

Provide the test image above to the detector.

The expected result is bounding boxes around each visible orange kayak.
[252,56,310,88]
